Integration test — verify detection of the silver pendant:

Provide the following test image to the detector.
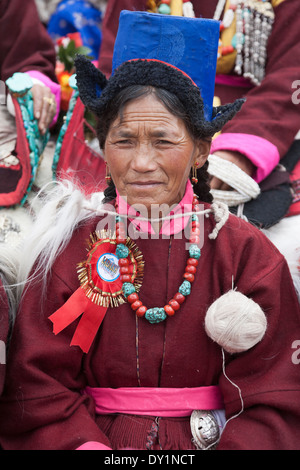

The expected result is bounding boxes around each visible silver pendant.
[190,410,220,450]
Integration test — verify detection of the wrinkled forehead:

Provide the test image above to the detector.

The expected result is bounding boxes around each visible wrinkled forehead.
[107,94,189,137]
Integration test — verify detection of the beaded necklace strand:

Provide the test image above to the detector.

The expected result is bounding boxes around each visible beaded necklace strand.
[148,0,275,85]
[215,0,275,85]
[114,195,201,324]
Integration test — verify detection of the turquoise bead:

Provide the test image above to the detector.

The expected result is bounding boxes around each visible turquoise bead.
[145,308,167,324]
[158,3,171,14]
[231,33,245,50]
[192,214,199,222]
[122,282,136,297]
[116,243,129,259]
[189,244,201,259]
[178,280,191,296]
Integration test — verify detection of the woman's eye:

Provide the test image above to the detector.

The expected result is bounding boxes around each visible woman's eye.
[116,140,131,145]
[157,140,174,145]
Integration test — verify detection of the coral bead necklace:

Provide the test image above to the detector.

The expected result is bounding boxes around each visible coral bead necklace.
[115,195,201,324]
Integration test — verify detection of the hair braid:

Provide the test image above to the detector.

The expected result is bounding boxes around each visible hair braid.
[191,160,213,204]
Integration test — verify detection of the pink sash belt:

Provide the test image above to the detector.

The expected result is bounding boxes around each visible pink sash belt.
[84,386,224,418]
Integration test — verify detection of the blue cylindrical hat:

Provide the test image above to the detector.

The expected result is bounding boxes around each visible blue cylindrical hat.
[75,10,244,138]
[112,11,220,121]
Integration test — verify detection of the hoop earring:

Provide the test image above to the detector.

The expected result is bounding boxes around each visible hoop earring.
[105,162,112,184]
[191,162,199,185]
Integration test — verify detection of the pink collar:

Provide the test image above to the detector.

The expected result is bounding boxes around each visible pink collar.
[116,180,194,236]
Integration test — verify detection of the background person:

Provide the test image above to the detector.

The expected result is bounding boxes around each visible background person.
[98,0,300,228]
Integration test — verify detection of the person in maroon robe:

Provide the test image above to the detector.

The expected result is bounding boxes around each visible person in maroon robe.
[98,0,300,227]
[0,12,299,451]
[0,0,60,132]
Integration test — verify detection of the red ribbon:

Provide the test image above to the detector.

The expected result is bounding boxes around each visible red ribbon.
[49,288,108,353]
[48,237,138,353]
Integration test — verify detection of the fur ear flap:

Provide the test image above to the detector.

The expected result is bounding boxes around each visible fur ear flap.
[209,99,245,133]
[74,55,108,112]
[191,98,245,138]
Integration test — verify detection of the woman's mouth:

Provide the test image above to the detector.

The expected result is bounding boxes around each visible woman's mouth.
[128,181,163,189]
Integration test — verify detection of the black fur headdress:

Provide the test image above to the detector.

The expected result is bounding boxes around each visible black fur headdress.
[75,54,244,139]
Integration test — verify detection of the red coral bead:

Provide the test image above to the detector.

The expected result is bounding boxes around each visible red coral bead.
[116,237,127,244]
[120,274,131,283]
[173,292,185,304]
[187,258,198,266]
[168,299,180,311]
[120,266,130,275]
[136,305,147,317]
[191,227,200,235]
[127,293,139,304]
[192,220,200,228]
[183,272,195,283]
[189,235,200,244]
[164,305,175,316]
[118,258,129,266]
[185,265,196,274]
[131,300,143,311]
[116,227,126,235]
[222,45,234,55]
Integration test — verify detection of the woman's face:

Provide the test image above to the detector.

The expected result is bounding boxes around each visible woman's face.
[103,93,210,212]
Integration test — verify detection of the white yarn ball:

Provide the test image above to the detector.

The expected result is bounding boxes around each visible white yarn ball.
[204,290,267,354]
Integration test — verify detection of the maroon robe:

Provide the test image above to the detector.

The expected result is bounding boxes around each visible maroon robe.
[0,0,57,82]
[0,279,9,397]
[98,0,300,160]
[0,206,299,450]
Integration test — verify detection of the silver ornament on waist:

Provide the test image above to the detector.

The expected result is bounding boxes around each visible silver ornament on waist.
[190,410,220,450]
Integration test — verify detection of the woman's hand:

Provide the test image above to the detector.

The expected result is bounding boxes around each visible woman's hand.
[31,84,57,135]
[209,150,255,190]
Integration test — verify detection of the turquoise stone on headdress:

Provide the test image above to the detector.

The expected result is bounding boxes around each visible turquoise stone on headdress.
[6,72,33,96]
[112,10,220,121]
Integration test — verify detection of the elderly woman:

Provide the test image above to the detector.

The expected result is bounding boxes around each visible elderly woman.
[0,0,59,134]
[0,12,299,451]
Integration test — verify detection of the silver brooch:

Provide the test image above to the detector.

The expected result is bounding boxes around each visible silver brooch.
[190,410,221,450]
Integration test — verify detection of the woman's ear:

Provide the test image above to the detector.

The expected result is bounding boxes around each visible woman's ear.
[194,139,211,168]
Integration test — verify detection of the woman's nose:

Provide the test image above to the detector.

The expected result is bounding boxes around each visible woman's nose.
[130,144,157,172]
